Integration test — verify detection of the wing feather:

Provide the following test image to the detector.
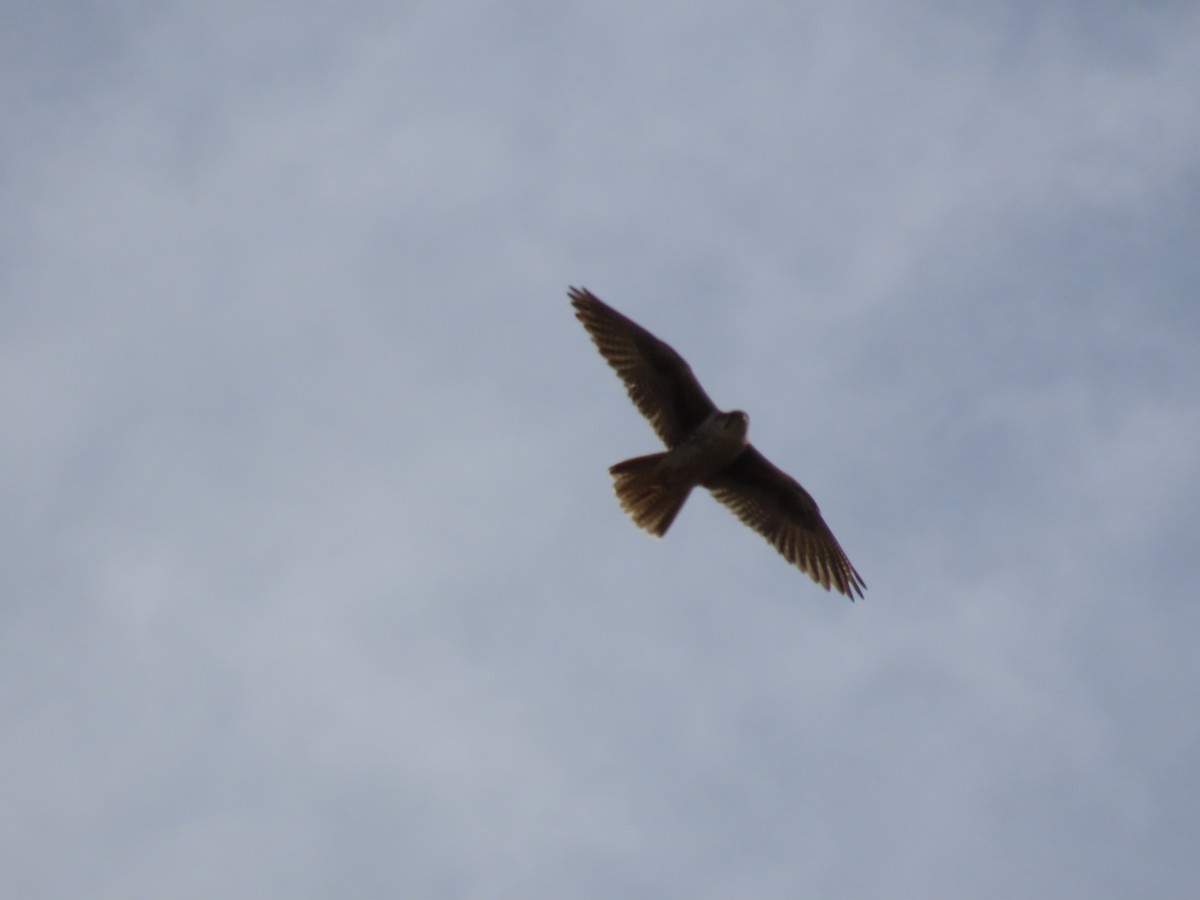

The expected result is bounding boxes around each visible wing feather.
[705,446,866,600]
[570,287,717,447]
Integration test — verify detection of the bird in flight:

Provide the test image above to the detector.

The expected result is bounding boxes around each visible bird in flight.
[570,286,865,600]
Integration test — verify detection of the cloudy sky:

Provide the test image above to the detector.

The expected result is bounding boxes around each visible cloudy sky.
[3,1,1199,897]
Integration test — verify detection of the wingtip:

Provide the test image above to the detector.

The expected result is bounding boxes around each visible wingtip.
[567,285,591,317]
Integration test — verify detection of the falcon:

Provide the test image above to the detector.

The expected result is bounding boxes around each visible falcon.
[570,286,866,600]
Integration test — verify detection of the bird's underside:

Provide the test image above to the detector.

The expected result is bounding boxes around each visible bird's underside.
[570,285,866,600]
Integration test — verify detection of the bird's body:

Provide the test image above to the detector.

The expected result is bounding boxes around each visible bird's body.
[570,286,865,600]
[609,409,749,536]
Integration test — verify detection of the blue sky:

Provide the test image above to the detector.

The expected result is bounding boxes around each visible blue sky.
[3,1,1199,897]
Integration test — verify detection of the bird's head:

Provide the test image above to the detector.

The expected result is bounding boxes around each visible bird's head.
[720,410,750,440]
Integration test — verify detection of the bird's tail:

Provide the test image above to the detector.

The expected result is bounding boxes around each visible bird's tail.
[609,453,691,537]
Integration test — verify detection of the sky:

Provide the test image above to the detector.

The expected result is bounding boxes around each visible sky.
[3,1,1199,897]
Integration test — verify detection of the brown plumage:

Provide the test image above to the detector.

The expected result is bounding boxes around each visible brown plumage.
[570,286,865,600]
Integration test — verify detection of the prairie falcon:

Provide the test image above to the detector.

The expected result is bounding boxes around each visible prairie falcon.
[570,286,865,600]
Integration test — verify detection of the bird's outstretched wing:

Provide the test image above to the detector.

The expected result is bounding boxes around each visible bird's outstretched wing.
[570,286,717,447]
[705,446,866,599]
